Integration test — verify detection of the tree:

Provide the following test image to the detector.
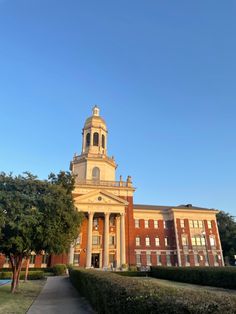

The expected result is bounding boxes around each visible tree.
[217,211,236,265]
[0,171,83,293]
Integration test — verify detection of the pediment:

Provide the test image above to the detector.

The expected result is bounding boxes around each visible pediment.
[74,189,129,206]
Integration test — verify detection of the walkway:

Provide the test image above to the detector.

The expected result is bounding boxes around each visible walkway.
[27,276,95,314]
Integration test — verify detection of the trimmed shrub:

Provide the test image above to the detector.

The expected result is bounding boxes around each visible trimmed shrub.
[0,270,44,280]
[1,267,53,273]
[70,268,236,314]
[52,264,67,276]
[150,266,236,289]
[117,271,150,277]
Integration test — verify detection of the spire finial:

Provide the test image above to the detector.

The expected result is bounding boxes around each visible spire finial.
[92,105,100,116]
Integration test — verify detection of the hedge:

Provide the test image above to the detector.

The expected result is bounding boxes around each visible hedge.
[116,271,150,277]
[69,268,236,314]
[1,267,53,273]
[150,266,236,289]
[52,264,67,276]
[0,271,45,280]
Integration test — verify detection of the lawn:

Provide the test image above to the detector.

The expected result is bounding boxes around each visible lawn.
[0,280,46,314]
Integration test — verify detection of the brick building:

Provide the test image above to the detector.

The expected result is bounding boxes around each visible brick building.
[0,106,224,269]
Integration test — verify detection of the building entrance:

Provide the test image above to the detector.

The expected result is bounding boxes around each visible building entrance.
[91,253,100,268]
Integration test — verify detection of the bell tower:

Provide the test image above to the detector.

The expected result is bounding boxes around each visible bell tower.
[70,106,117,181]
[82,105,108,157]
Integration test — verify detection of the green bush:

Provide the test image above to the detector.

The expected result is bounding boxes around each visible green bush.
[0,270,44,280]
[150,266,236,289]
[69,268,236,314]
[1,267,53,273]
[52,264,67,276]
[116,271,149,277]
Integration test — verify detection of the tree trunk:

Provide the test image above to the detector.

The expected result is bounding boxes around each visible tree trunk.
[24,257,30,282]
[9,254,23,293]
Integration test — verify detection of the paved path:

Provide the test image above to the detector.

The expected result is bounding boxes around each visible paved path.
[27,276,95,314]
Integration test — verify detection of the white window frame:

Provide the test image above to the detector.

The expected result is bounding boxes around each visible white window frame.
[145,236,150,246]
[155,237,160,246]
[135,236,141,246]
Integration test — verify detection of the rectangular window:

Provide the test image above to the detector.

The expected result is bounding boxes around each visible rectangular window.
[135,236,141,246]
[135,219,140,228]
[42,253,49,265]
[207,220,212,229]
[157,254,161,265]
[92,235,100,245]
[210,237,215,247]
[154,220,158,229]
[109,254,115,263]
[76,235,81,245]
[155,237,160,246]
[30,254,36,264]
[136,254,141,264]
[146,254,151,266]
[185,254,190,265]
[214,254,219,264]
[109,217,115,227]
[166,254,171,266]
[196,236,201,246]
[198,220,203,228]
[193,220,198,228]
[164,237,169,247]
[201,236,206,246]
[189,220,193,228]
[109,235,115,246]
[144,220,149,228]
[180,219,185,228]
[145,237,150,246]
[191,237,196,246]
[194,254,199,265]
[73,253,80,265]
[163,221,167,229]
[93,218,98,228]
[182,235,188,246]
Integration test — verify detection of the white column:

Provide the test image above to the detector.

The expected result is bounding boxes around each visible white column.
[120,213,126,266]
[69,244,75,265]
[116,215,121,269]
[104,212,110,268]
[86,212,94,268]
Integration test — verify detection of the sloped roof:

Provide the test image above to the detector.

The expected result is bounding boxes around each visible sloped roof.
[134,204,216,211]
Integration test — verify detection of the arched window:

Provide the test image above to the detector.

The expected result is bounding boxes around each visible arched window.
[102,134,105,148]
[92,167,100,181]
[86,133,90,147]
[93,132,99,146]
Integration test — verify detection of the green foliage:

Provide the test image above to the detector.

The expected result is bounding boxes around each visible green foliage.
[52,264,67,276]
[117,271,149,277]
[217,211,236,265]
[0,171,83,292]
[0,171,83,256]
[0,271,45,280]
[0,267,53,273]
[150,266,236,289]
[69,269,236,314]
[128,265,138,271]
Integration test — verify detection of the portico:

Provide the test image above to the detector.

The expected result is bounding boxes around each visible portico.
[70,190,129,269]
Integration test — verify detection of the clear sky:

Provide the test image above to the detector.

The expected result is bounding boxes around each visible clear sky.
[0,1,235,216]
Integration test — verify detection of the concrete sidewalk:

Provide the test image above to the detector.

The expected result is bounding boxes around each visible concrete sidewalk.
[27,276,95,314]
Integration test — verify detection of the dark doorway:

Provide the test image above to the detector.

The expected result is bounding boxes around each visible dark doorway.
[91,253,100,268]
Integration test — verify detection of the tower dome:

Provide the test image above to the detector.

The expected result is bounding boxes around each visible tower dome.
[82,106,108,156]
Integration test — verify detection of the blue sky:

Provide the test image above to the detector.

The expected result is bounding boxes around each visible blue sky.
[0,1,235,215]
